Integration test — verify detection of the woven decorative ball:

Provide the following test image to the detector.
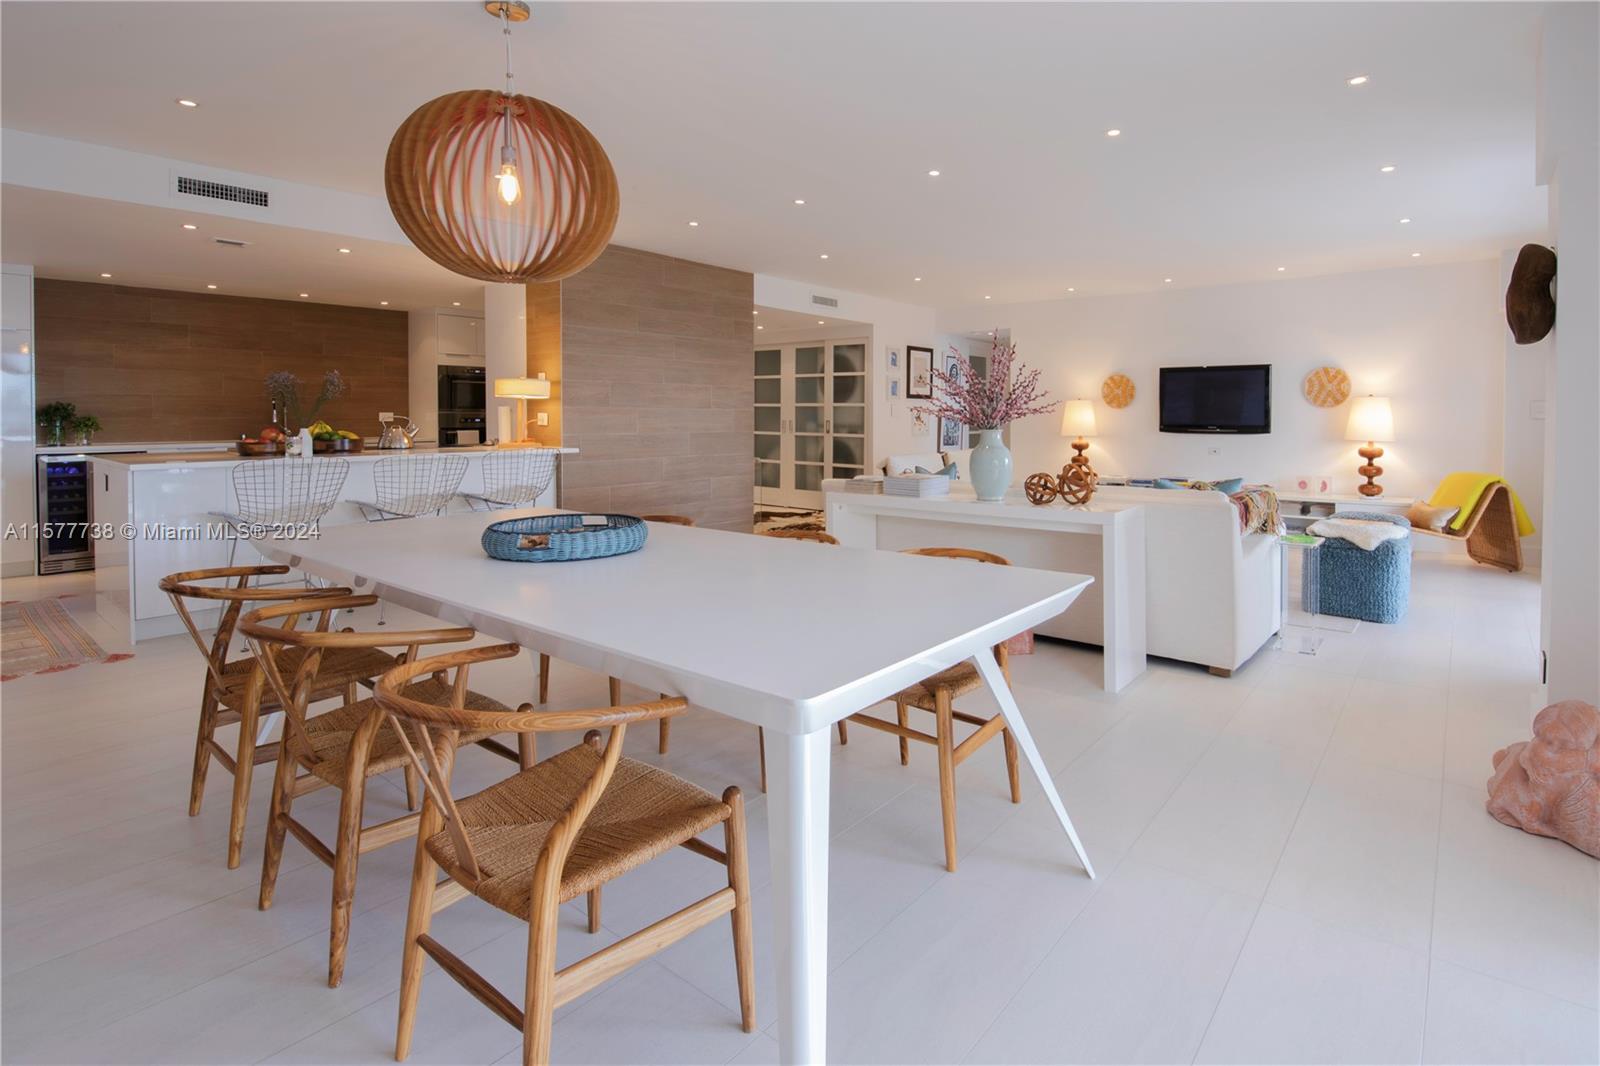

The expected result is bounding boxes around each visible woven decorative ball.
[1303,366,1351,408]
[1059,463,1098,505]
[1024,472,1060,505]
[386,89,620,284]
[1101,373,1136,409]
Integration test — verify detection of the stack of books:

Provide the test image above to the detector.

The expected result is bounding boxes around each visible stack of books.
[843,475,885,494]
[883,473,951,498]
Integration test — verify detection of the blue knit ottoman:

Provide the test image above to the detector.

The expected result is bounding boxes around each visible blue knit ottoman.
[1306,511,1412,623]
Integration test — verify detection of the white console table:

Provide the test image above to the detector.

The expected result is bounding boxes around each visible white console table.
[825,487,1147,692]
[1276,490,1413,531]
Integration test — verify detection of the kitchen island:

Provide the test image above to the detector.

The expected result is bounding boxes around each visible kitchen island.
[91,445,574,644]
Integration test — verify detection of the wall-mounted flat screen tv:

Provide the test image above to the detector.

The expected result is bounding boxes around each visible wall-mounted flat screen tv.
[1159,364,1272,434]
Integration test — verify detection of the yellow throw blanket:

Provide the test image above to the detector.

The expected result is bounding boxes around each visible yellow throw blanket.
[1428,472,1536,535]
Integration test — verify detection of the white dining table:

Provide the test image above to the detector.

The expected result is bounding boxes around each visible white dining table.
[266,508,1095,1064]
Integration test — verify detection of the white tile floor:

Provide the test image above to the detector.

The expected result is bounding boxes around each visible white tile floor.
[2,555,1595,1065]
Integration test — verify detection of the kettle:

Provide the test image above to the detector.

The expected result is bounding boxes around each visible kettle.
[377,415,419,450]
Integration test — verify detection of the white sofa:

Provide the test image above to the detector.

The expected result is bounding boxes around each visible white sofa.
[870,484,1281,675]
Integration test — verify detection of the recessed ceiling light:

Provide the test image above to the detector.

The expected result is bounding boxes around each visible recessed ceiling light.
[793,199,805,205]
[688,220,699,227]
[1347,75,1369,86]
[206,284,217,289]
[752,309,759,315]
[1411,251,1422,257]
[99,272,112,278]
[987,332,995,337]
[176,98,198,108]
[380,300,389,306]
[819,253,829,259]
[1105,128,1122,137]
[1380,164,1396,173]
[182,223,197,230]
[299,292,309,298]
[1067,287,1076,293]
[1399,217,1412,224]
[817,320,826,325]
[338,247,351,254]
[984,295,991,300]
[1164,278,1173,283]
[757,324,764,330]
[1277,266,1286,272]
[914,277,922,282]
[927,169,941,177]
[452,301,462,306]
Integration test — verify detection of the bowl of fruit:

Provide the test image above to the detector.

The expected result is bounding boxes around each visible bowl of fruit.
[237,426,288,456]
[308,422,364,452]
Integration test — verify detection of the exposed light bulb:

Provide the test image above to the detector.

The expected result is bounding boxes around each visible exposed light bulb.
[495,145,522,205]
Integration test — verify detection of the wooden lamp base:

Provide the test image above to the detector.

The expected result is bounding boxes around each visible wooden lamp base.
[1070,437,1092,468]
[1357,442,1385,497]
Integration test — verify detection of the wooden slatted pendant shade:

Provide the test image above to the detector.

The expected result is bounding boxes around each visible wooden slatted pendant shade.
[385,88,619,284]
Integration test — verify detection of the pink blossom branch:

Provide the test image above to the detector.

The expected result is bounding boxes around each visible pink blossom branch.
[912,336,1059,430]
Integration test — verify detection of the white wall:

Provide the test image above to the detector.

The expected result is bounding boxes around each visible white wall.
[1499,249,1549,570]
[753,275,937,468]
[938,259,1519,502]
[1535,4,1599,707]
[1,264,35,577]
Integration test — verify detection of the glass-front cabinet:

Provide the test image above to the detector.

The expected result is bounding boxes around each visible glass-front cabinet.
[754,339,869,508]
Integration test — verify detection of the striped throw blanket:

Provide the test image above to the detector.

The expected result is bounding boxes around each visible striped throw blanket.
[1229,486,1283,536]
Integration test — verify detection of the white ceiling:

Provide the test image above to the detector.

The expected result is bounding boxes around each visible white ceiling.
[0,186,486,309]
[1,2,1548,308]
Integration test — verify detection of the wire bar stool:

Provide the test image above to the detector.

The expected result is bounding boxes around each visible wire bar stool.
[212,458,350,567]
[354,455,470,522]
[460,448,559,510]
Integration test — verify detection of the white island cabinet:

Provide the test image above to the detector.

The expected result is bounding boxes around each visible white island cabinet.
[91,446,573,644]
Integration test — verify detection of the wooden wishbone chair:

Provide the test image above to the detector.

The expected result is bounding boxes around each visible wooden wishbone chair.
[843,547,1021,871]
[760,527,840,545]
[240,594,532,988]
[376,646,755,1066]
[160,565,387,869]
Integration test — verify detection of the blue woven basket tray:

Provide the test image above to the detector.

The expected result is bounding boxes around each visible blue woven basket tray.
[482,514,647,563]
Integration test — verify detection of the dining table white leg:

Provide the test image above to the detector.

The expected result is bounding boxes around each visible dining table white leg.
[972,648,1096,879]
[764,726,832,1065]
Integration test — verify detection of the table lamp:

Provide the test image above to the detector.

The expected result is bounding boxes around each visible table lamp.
[494,374,551,443]
[1345,394,1394,497]
[1060,399,1098,469]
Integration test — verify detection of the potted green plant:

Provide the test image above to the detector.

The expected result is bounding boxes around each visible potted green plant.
[70,414,102,446]
[37,401,76,447]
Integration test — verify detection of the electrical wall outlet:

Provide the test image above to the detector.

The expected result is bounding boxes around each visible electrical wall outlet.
[536,412,549,427]
[379,411,394,422]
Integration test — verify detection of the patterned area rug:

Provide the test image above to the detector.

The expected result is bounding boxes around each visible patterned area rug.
[754,508,826,535]
[1,598,131,680]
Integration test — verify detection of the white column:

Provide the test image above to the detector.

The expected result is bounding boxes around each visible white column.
[2,264,36,577]
[1535,6,1599,706]
[483,282,527,442]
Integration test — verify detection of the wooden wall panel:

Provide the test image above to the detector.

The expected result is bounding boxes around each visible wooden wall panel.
[33,280,408,443]
[557,246,753,532]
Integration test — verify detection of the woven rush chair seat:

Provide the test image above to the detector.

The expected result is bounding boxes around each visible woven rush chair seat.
[296,679,507,787]
[214,645,398,711]
[892,662,984,710]
[427,743,732,916]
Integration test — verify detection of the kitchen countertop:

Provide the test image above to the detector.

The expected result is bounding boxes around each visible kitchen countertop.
[35,440,238,455]
[96,444,576,468]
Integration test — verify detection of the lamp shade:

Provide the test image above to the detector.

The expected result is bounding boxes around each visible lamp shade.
[1060,399,1098,438]
[1345,395,1394,442]
[495,376,551,400]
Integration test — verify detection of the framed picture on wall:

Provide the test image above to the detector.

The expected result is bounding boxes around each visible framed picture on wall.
[938,415,967,451]
[887,347,901,370]
[907,345,934,399]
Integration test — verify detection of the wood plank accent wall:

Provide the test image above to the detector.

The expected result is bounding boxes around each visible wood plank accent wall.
[525,280,563,447]
[33,280,408,443]
[557,246,754,532]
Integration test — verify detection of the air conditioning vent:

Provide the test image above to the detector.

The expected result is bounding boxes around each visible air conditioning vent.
[175,175,269,208]
[811,295,839,308]
[213,237,250,248]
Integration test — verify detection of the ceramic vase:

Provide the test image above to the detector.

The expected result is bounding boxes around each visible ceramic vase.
[969,428,1013,501]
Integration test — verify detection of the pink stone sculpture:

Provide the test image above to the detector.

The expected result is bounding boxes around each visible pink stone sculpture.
[1485,700,1600,859]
